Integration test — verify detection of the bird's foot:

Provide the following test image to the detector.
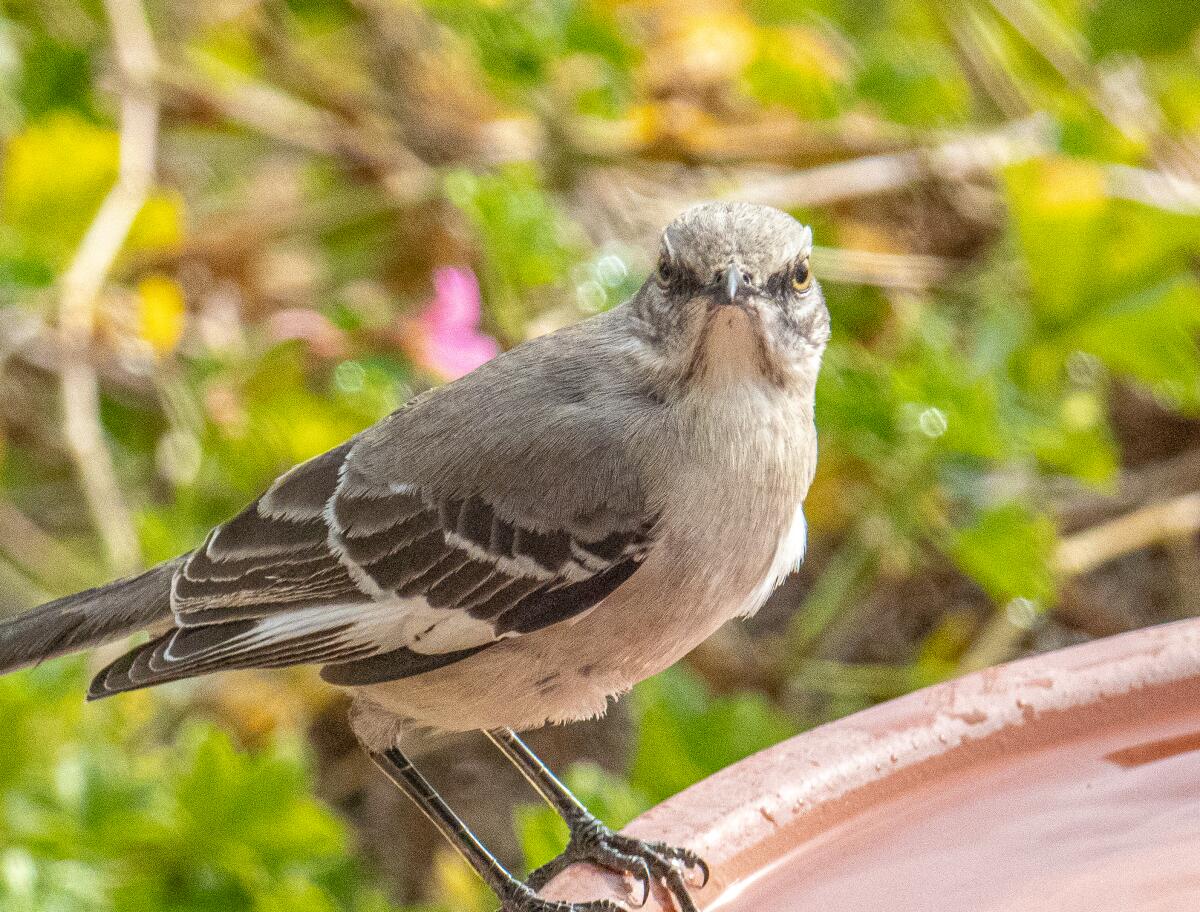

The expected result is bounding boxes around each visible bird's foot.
[523,816,709,912]
[497,879,626,912]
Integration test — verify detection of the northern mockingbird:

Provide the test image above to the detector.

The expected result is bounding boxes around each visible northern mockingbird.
[0,202,828,912]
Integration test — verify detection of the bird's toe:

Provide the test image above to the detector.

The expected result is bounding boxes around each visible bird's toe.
[498,880,629,912]
[530,818,707,912]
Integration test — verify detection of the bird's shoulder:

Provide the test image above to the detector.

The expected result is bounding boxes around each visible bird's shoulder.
[347,305,660,532]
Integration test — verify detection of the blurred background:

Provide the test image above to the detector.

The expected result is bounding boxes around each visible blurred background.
[1,0,1199,908]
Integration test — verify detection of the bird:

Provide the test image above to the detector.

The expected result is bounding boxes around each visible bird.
[0,201,829,912]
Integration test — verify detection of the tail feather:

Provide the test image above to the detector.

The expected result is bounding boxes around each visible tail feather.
[0,559,181,676]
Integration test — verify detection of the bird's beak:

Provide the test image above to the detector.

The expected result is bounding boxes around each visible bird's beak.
[722,264,742,305]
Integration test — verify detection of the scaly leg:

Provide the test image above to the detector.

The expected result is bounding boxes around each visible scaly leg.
[368,746,625,912]
[485,729,709,912]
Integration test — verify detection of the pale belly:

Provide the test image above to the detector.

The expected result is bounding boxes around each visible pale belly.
[349,498,807,743]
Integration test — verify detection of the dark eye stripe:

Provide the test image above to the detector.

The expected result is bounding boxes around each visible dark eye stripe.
[656,254,702,294]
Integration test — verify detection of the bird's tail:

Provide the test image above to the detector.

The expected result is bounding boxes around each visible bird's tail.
[0,559,181,676]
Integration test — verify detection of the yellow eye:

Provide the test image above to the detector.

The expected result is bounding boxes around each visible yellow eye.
[792,257,812,293]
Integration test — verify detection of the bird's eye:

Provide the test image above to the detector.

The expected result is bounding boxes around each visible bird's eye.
[656,254,674,287]
[792,257,812,293]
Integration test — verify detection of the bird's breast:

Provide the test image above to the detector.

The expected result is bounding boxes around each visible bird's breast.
[351,386,818,736]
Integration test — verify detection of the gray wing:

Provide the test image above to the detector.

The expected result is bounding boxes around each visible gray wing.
[89,321,657,698]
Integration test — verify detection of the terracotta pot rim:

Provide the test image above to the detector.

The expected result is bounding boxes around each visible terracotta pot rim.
[543,616,1200,908]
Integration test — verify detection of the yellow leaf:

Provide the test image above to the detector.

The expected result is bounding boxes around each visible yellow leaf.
[1032,158,1107,215]
[2,113,185,270]
[2,113,119,266]
[137,274,186,356]
[129,191,185,253]
[432,848,495,912]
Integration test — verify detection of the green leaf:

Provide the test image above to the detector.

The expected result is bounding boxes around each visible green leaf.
[1087,0,1200,57]
[1071,277,1200,408]
[629,666,796,805]
[444,164,583,338]
[743,27,850,120]
[1004,157,1110,321]
[893,337,1007,461]
[948,503,1057,606]
[1029,412,1119,486]
[1004,157,1200,408]
[0,663,400,912]
[855,37,971,126]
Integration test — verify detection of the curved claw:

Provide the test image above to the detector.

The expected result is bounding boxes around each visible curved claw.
[521,822,708,912]
[626,857,652,908]
[633,859,652,907]
[658,864,700,912]
[685,855,710,888]
[636,840,709,889]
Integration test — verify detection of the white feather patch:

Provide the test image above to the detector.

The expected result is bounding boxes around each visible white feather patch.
[324,499,389,599]
[166,597,498,664]
[738,503,807,619]
[443,530,587,582]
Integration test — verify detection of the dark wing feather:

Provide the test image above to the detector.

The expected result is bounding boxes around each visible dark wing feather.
[319,643,495,686]
[89,431,652,699]
[318,559,640,686]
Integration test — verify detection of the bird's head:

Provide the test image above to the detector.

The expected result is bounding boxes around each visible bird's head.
[630,202,829,395]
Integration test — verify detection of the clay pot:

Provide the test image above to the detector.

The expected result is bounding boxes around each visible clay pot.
[542,617,1200,910]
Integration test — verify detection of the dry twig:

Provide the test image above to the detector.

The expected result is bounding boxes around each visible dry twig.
[813,246,960,291]
[1056,492,1200,578]
[158,63,436,205]
[56,0,159,575]
[727,114,1054,209]
[963,488,1200,672]
[1055,447,1200,531]
[943,4,1033,120]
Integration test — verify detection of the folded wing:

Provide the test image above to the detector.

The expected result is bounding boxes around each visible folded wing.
[89,431,651,698]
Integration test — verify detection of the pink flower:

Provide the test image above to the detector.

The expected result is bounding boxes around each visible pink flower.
[409,267,499,381]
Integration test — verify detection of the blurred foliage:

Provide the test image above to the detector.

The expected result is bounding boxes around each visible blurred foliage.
[1,0,1200,907]
[0,661,391,912]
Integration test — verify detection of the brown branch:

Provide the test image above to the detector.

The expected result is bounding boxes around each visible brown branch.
[726,114,1054,209]
[1055,447,1200,532]
[0,309,155,397]
[157,63,437,205]
[1056,492,1200,578]
[56,0,159,575]
[961,489,1200,672]
[813,246,960,291]
[1106,164,1200,213]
